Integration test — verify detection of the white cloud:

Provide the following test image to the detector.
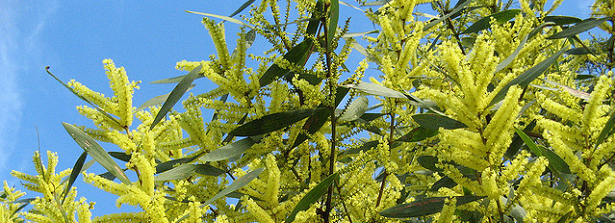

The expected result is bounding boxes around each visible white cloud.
[0,0,57,179]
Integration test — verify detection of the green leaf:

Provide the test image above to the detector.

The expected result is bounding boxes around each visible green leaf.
[150,74,204,84]
[108,151,131,162]
[230,109,319,136]
[417,156,443,172]
[228,0,255,18]
[488,47,567,108]
[327,0,339,47]
[155,156,198,174]
[150,65,202,130]
[547,17,609,39]
[379,196,485,218]
[396,127,439,142]
[344,82,407,99]
[61,152,87,203]
[423,0,472,31]
[201,168,265,206]
[285,173,339,223]
[155,164,224,182]
[200,136,259,162]
[505,121,536,159]
[338,96,369,122]
[594,108,615,150]
[544,15,582,26]
[62,123,131,184]
[412,113,467,130]
[137,86,196,111]
[495,22,555,73]
[306,0,324,36]
[45,68,122,127]
[430,176,457,191]
[259,40,314,87]
[185,11,255,29]
[462,9,522,34]
[514,127,571,174]
[342,30,379,38]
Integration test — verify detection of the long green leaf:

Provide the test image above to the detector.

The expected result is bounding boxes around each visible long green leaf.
[344,82,407,99]
[396,127,439,142]
[259,40,314,87]
[228,0,255,18]
[547,17,609,39]
[137,85,196,111]
[462,9,522,34]
[488,47,567,108]
[379,196,485,218]
[62,123,130,184]
[292,87,349,148]
[45,68,122,127]
[186,11,255,29]
[514,127,571,174]
[230,109,319,136]
[327,0,339,47]
[412,113,467,130]
[338,96,369,122]
[61,152,87,203]
[202,168,264,206]
[155,164,224,182]
[595,109,615,150]
[150,65,202,130]
[200,136,258,162]
[423,0,472,31]
[285,173,339,223]
[544,15,582,26]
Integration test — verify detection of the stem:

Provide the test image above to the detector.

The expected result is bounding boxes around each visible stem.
[376,112,395,207]
[323,9,337,222]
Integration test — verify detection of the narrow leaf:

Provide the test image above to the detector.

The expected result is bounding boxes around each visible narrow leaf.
[259,40,314,87]
[342,30,379,38]
[379,196,485,218]
[201,168,265,207]
[514,127,571,174]
[594,109,615,150]
[151,65,202,130]
[462,9,522,34]
[200,136,258,162]
[417,156,443,172]
[108,151,131,162]
[61,152,87,203]
[423,0,472,31]
[547,17,609,39]
[156,156,200,174]
[228,0,255,18]
[338,96,369,122]
[186,11,255,29]
[327,0,340,47]
[155,164,199,182]
[62,123,130,184]
[412,113,467,130]
[230,109,319,136]
[489,47,567,108]
[344,82,407,99]
[285,173,339,223]
[544,15,582,26]
[137,85,195,111]
[396,127,439,142]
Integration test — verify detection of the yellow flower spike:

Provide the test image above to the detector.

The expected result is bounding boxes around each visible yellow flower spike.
[129,152,155,196]
[586,170,615,211]
[202,18,230,69]
[77,198,93,223]
[83,173,130,198]
[537,93,583,123]
[264,154,281,207]
[484,86,523,161]
[76,105,125,131]
[68,80,115,114]
[583,75,612,134]
[103,59,139,128]
[244,197,274,223]
[436,197,456,223]
[93,212,147,222]
[544,131,596,183]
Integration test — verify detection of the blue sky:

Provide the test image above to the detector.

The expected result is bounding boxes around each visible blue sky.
[0,0,598,217]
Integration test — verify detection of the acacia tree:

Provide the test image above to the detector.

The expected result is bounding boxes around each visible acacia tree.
[2,0,615,222]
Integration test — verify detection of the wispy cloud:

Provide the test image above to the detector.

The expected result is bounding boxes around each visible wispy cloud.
[0,0,57,179]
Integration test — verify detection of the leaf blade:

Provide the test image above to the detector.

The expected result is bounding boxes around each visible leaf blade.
[150,65,202,130]
[62,123,131,184]
[285,173,339,223]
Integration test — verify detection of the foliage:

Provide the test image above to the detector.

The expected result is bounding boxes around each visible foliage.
[4,0,615,222]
